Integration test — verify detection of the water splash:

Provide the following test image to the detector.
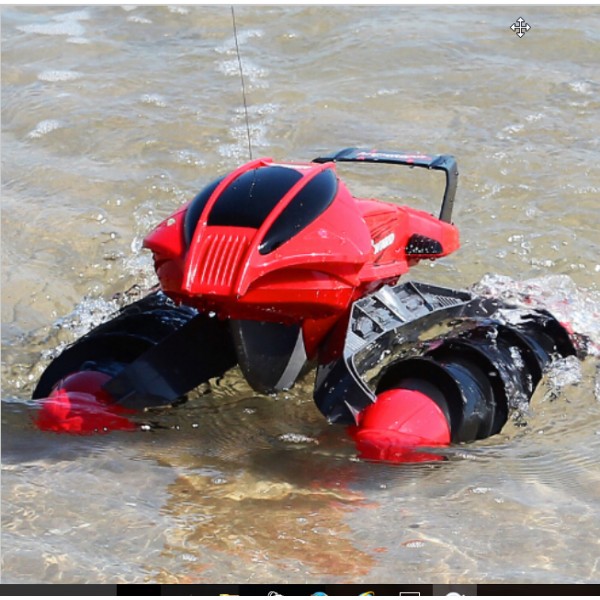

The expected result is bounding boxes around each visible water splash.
[473,273,600,356]
[140,93,167,108]
[38,69,82,82]
[540,355,584,403]
[43,296,122,361]
[127,15,152,25]
[278,433,319,445]
[472,273,600,421]
[17,9,90,38]
[27,119,63,138]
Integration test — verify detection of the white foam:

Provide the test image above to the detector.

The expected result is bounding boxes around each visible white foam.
[472,273,600,355]
[19,21,85,37]
[140,93,167,108]
[48,297,121,359]
[18,10,89,38]
[218,122,268,160]
[173,149,205,166]
[127,15,152,24]
[215,29,264,55]
[167,6,189,15]
[217,58,268,82]
[38,69,82,82]
[247,102,279,117]
[59,9,90,21]
[525,112,544,122]
[278,433,318,444]
[545,355,583,390]
[372,88,400,98]
[27,119,63,139]
[569,81,592,95]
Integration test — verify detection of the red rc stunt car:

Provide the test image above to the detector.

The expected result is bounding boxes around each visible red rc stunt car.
[33,148,577,462]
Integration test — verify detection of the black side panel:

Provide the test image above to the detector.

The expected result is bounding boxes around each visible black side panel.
[33,291,238,409]
[32,292,197,399]
[33,334,153,399]
[103,315,237,409]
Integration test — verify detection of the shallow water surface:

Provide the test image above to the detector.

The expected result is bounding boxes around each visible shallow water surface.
[2,5,599,585]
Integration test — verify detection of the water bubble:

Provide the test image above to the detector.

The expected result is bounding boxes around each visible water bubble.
[472,274,600,353]
[569,81,593,95]
[38,69,82,82]
[525,112,544,122]
[140,94,167,108]
[53,296,120,341]
[509,346,525,370]
[27,119,63,139]
[127,15,152,24]
[181,553,198,562]
[18,10,89,37]
[543,356,583,402]
[277,433,318,444]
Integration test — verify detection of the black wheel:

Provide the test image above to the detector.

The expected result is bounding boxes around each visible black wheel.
[32,292,198,399]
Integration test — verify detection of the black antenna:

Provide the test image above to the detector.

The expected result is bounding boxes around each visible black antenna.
[231,6,253,160]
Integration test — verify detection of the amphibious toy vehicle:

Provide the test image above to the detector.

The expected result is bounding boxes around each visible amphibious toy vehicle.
[34,148,578,462]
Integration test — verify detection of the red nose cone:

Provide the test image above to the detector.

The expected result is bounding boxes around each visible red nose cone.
[36,371,136,434]
[351,388,451,463]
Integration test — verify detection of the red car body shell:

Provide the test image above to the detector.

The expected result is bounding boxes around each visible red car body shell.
[144,157,460,358]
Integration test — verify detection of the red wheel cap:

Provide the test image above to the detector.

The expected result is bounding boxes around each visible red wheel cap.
[35,371,137,434]
[351,388,451,463]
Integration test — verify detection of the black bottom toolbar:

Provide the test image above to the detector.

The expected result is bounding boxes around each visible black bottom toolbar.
[1,584,598,596]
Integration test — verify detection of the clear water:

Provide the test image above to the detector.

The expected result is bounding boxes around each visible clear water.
[2,5,599,585]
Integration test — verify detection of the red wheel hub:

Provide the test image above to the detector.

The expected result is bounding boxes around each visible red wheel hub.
[35,371,136,434]
[351,388,451,463]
